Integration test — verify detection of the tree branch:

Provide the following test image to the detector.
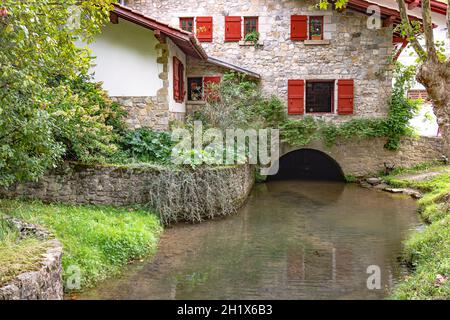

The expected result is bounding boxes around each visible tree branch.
[396,0,426,59]
[421,0,438,62]
[447,1,450,38]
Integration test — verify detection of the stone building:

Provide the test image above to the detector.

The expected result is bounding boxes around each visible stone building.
[91,1,447,129]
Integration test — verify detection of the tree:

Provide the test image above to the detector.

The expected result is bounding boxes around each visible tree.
[0,0,116,186]
[318,0,450,155]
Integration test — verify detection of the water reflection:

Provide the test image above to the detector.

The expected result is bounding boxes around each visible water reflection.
[78,181,419,300]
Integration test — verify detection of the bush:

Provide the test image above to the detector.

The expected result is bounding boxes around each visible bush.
[0,0,116,186]
[120,128,176,164]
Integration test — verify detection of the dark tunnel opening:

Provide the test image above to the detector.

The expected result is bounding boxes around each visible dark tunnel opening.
[267,148,345,182]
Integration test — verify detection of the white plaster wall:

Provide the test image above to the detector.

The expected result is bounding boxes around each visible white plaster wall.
[168,38,187,113]
[88,19,163,96]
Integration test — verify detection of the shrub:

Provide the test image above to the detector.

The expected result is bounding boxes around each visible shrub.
[0,0,116,186]
[120,128,175,164]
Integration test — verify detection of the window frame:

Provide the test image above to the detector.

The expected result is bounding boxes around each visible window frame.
[305,80,335,114]
[179,17,194,33]
[244,16,259,37]
[187,77,204,101]
[187,76,221,101]
[308,16,324,40]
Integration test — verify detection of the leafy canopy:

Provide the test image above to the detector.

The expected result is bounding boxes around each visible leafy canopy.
[0,0,117,186]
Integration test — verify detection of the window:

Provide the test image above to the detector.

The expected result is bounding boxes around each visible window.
[309,16,323,40]
[173,57,185,103]
[187,76,221,101]
[180,17,194,32]
[305,81,334,113]
[188,77,203,101]
[244,17,258,36]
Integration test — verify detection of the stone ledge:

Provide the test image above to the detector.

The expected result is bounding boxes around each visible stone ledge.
[304,39,331,45]
[0,221,63,300]
[238,40,264,47]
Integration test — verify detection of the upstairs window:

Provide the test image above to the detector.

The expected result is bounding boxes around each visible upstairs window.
[309,16,323,40]
[244,17,258,36]
[180,17,194,32]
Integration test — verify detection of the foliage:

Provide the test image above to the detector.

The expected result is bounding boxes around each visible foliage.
[0,0,117,186]
[382,167,450,299]
[0,199,162,291]
[0,216,48,286]
[243,31,260,48]
[120,128,175,164]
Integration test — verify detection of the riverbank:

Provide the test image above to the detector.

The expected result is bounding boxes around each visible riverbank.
[380,163,449,299]
[0,200,162,293]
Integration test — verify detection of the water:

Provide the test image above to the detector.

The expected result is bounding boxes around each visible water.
[78,181,420,300]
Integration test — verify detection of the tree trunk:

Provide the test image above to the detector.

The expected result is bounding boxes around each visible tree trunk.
[416,62,450,157]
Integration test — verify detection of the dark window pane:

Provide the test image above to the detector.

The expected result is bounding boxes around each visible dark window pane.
[309,16,323,39]
[188,77,203,101]
[244,17,258,35]
[306,81,334,113]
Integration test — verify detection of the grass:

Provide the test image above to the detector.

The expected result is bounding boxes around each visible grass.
[0,218,49,286]
[383,165,450,299]
[0,200,162,292]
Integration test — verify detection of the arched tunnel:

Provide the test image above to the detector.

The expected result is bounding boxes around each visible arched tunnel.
[267,148,345,182]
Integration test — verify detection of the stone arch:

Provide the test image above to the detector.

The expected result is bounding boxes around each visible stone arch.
[267,148,346,181]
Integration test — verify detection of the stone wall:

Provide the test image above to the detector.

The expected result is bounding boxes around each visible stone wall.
[0,220,63,300]
[282,136,445,177]
[125,0,394,121]
[1,163,255,224]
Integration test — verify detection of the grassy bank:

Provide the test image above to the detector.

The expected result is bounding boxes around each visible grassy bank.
[383,164,450,299]
[0,218,49,286]
[0,200,162,292]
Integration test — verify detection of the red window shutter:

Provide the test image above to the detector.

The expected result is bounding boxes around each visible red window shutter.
[179,62,185,101]
[173,57,180,102]
[338,80,354,115]
[204,76,221,101]
[288,80,304,115]
[291,15,307,41]
[196,16,213,42]
[225,16,241,42]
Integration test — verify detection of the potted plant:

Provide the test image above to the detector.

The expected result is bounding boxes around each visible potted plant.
[243,31,260,48]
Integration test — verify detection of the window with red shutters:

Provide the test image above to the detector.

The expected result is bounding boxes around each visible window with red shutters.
[225,16,241,42]
[173,57,185,103]
[180,17,194,32]
[288,80,305,115]
[337,79,354,115]
[196,16,213,42]
[291,15,307,41]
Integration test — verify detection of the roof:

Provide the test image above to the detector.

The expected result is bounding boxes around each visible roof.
[112,3,208,60]
[207,57,261,79]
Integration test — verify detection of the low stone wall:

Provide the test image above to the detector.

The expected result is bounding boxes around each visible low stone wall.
[0,220,63,300]
[1,163,254,224]
[282,136,444,177]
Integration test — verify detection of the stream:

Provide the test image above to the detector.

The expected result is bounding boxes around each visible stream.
[78,181,420,300]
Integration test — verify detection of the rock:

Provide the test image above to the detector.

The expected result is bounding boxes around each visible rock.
[383,187,404,193]
[366,177,382,185]
[373,183,390,190]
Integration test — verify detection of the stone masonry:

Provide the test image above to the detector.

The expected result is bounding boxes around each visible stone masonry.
[124,0,394,121]
[0,221,63,300]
